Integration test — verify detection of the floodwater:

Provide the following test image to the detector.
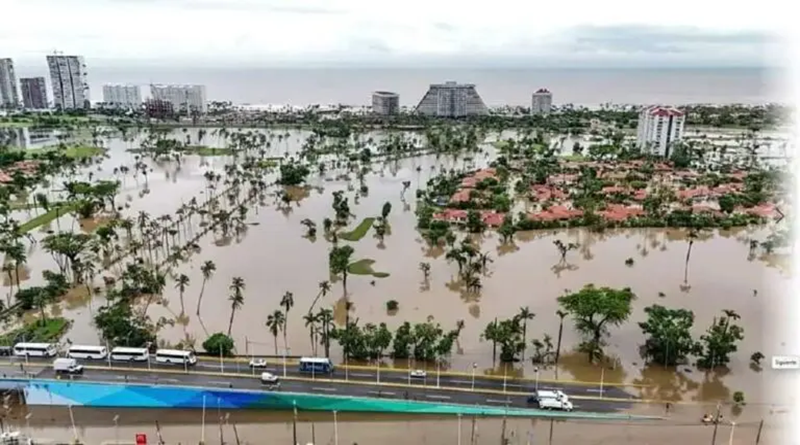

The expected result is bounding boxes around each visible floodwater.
[0,404,786,445]
[4,127,790,409]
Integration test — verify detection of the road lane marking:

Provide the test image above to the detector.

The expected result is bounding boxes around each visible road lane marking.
[350,373,373,378]
[368,390,395,396]
[449,380,471,384]
[312,387,337,392]
[207,381,232,386]
[486,399,512,404]
[426,394,451,400]
[158,378,180,383]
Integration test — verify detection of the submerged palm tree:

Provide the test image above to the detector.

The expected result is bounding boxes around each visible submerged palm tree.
[196,260,216,316]
[266,310,285,356]
[175,273,190,315]
[227,277,245,336]
[280,291,294,351]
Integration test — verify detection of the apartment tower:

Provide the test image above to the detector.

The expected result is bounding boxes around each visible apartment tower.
[415,81,488,117]
[46,54,90,109]
[636,105,686,157]
[0,58,19,108]
[20,77,48,109]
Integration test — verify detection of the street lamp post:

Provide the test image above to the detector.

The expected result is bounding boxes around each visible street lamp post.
[502,364,508,394]
[113,414,119,445]
[471,363,477,391]
[534,367,539,391]
[24,413,31,440]
[728,421,737,445]
[333,410,339,445]
[436,358,441,389]
[282,348,289,378]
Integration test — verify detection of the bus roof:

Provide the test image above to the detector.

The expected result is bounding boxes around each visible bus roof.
[111,347,149,353]
[156,349,195,355]
[69,344,107,350]
[300,357,332,364]
[14,342,56,348]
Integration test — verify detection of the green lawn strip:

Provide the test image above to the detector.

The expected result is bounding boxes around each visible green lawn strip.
[0,317,71,345]
[24,145,106,159]
[348,259,390,278]
[17,202,79,233]
[339,217,375,242]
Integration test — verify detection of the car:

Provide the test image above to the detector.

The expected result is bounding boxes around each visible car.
[249,358,268,368]
[409,369,427,379]
[260,372,280,385]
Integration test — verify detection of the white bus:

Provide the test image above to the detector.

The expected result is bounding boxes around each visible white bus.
[110,347,150,362]
[13,343,59,357]
[67,345,108,360]
[155,349,197,366]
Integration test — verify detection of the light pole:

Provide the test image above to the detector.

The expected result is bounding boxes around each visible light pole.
[471,363,477,391]
[502,364,508,394]
[113,414,119,445]
[333,410,339,445]
[534,367,539,391]
[68,404,78,442]
[282,347,289,378]
[376,359,381,384]
[728,421,737,445]
[599,367,605,399]
[457,413,462,445]
[24,413,31,440]
[436,358,441,389]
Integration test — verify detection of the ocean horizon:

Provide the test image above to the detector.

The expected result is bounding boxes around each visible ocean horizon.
[14,67,785,107]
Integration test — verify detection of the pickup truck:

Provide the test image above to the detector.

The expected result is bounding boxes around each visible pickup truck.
[53,358,84,375]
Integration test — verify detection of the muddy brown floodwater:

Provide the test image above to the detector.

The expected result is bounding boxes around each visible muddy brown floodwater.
[6,128,790,413]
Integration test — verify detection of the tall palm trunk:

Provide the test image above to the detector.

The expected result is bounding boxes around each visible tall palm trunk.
[227,308,236,336]
[196,278,207,316]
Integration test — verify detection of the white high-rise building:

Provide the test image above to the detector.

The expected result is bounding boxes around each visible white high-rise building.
[0,58,19,108]
[415,81,487,117]
[531,88,552,115]
[46,54,90,109]
[636,105,686,157]
[150,84,207,114]
[372,91,399,115]
[102,84,142,109]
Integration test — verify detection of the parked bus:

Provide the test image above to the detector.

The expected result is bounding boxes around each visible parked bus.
[155,349,197,366]
[110,347,150,362]
[13,343,58,358]
[67,345,108,360]
[298,357,334,374]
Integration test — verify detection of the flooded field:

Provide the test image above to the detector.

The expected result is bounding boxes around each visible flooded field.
[5,127,789,407]
[0,405,786,445]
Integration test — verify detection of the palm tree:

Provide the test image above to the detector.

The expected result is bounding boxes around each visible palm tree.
[196,260,216,316]
[555,310,567,365]
[303,312,319,355]
[175,273,190,315]
[227,277,245,336]
[266,310,285,356]
[280,291,294,351]
[308,281,330,314]
[316,308,334,358]
[517,307,535,361]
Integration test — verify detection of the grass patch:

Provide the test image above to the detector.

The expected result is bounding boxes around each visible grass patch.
[25,145,105,160]
[339,217,375,242]
[17,202,79,233]
[348,259,390,278]
[0,317,71,345]
[562,154,588,162]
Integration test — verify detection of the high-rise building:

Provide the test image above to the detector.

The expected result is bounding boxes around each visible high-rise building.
[531,88,552,115]
[150,84,207,114]
[20,77,48,109]
[0,58,19,109]
[144,99,175,119]
[46,54,90,109]
[102,84,142,109]
[636,105,686,157]
[415,81,488,117]
[371,91,399,115]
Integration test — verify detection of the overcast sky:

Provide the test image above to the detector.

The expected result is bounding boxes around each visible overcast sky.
[3,0,786,67]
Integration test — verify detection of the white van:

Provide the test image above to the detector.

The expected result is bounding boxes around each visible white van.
[68,345,108,360]
[535,397,573,411]
[53,358,84,374]
[260,372,280,386]
[534,390,569,401]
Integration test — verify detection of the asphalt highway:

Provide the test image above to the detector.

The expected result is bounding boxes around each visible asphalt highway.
[25,367,631,413]
[9,356,635,401]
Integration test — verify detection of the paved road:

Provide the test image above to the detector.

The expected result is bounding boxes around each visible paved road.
[7,356,635,401]
[24,367,631,414]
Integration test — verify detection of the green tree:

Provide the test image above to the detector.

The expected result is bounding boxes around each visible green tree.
[175,273,190,315]
[381,202,392,220]
[482,317,525,362]
[203,332,235,356]
[517,307,535,361]
[280,291,294,351]
[697,310,744,369]
[196,260,216,316]
[465,209,485,233]
[497,214,517,243]
[557,285,636,362]
[638,305,702,366]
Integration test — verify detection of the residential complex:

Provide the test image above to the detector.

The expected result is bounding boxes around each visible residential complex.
[371,91,399,115]
[20,77,48,109]
[0,58,19,108]
[150,84,207,114]
[636,105,686,157]
[415,81,488,117]
[144,99,175,119]
[531,88,552,115]
[46,54,90,109]
[102,84,142,109]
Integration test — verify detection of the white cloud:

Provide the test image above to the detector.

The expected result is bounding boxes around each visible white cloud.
[2,0,782,66]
